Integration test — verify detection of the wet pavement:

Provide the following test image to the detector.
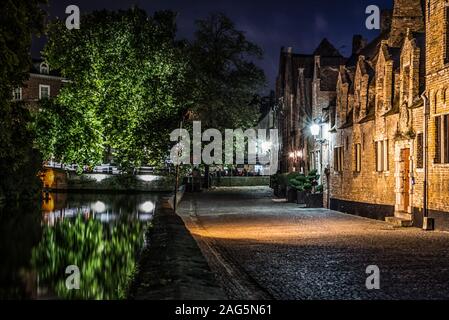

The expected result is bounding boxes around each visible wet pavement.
[178,187,449,300]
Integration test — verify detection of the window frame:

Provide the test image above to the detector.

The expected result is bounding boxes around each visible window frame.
[435,114,449,164]
[375,139,389,172]
[334,146,344,173]
[12,87,22,101]
[354,143,362,173]
[40,62,49,75]
[39,84,51,100]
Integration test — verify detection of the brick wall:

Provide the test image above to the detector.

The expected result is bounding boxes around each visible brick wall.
[329,0,427,220]
[21,73,65,108]
[426,0,449,215]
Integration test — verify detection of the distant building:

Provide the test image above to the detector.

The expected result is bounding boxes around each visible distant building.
[12,58,67,107]
[275,38,346,205]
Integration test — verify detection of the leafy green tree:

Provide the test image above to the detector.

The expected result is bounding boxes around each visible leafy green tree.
[184,13,266,184]
[188,13,266,131]
[0,0,47,201]
[34,9,189,171]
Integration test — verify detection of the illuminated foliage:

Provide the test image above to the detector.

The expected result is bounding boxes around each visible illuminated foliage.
[34,9,189,170]
[31,216,146,299]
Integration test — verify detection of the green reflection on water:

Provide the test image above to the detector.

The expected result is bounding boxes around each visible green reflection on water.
[31,215,146,300]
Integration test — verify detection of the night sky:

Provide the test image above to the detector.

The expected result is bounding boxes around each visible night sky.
[33,0,393,92]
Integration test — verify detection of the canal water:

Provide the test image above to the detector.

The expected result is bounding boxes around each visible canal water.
[0,192,161,300]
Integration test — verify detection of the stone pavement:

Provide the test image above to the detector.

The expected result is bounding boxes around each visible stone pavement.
[178,187,449,300]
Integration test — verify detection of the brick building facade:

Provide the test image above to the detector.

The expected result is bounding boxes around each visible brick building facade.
[12,58,66,107]
[276,0,449,231]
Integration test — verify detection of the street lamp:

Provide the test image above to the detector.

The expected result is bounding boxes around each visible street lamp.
[261,141,272,154]
[310,124,321,137]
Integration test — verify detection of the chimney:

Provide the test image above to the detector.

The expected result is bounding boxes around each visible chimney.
[352,35,367,55]
[381,9,392,33]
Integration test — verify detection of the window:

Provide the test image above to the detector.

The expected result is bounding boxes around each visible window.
[309,151,321,171]
[12,87,22,101]
[376,140,389,172]
[417,133,424,169]
[39,85,50,99]
[435,114,449,164]
[40,63,49,75]
[334,147,344,172]
[354,143,362,172]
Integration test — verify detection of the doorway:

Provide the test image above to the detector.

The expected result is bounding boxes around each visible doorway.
[400,148,411,212]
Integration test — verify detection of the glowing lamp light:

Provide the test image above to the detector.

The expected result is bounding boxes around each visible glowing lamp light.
[92,174,108,182]
[92,201,106,213]
[261,141,272,153]
[139,201,155,213]
[289,152,295,159]
[310,124,321,137]
[138,175,158,182]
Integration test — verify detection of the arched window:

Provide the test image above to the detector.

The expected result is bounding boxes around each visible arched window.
[444,88,448,106]
[40,62,49,75]
[434,90,439,113]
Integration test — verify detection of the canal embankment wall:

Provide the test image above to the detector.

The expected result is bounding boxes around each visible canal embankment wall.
[41,168,175,192]
[128,189,226,300]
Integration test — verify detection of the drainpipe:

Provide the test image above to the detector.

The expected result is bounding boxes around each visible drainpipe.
[422,92,433,230]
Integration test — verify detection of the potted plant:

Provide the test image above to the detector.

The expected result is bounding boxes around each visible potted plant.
[270,174,279,196]
[289,174,308,205]
[304,170,324,208]
[286,172,301,203]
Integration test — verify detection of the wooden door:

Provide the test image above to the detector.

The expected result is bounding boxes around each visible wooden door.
[401,149,410,211]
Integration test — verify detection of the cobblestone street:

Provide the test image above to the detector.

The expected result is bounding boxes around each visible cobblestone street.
[178,187,449,300]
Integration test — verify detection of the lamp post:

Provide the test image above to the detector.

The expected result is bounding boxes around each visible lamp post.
[310,121,330,208]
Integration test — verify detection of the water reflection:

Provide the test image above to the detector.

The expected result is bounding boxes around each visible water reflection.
[0,192,161,300]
